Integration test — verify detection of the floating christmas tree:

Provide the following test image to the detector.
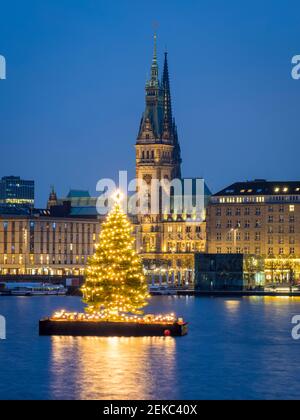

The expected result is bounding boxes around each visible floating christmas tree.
[40,190,188,336]
[81,191,150,319]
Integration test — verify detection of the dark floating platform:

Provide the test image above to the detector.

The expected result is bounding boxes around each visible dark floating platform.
[39,318,188,337]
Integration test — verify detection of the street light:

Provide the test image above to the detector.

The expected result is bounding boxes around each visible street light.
[230,228,239,249]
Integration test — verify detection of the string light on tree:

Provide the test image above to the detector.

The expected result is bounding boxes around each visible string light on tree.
[44,190,188,335]
[81,189,150,320]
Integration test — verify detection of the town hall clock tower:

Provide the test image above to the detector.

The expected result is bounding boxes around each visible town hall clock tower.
[134,36,206,274]
[135,35,182,202]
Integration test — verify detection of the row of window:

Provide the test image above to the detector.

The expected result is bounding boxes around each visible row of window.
[216,231,296,244]
[218,226,294,234]
[140,150,173,160]
[167,226,202,233]
[1,234,97,252]
[216,217,295,229]
[141,150,155,160]
[166,242,203,252]
[216,197,300,204]
[0,242,96,254]
[215,205,295,216]
[1,221,98,233]
[215,247,296,255]
[1,254,88,265]
[218,197,265,204]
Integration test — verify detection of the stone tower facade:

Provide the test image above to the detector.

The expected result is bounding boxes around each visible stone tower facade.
[135,35,182,200]
[134,36,207,282]
[47,186,58,209]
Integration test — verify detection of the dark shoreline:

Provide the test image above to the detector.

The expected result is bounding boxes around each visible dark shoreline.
[177,290,300,297]
[1,290,300,298]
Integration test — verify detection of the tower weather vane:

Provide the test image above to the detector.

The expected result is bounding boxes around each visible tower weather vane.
[152,20,159,33]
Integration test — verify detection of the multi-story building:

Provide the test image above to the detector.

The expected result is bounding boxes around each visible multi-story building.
[206,180,300,283]
[0,203,101,276]
[134,36,211,281]
[0,176,34,209]
[0,38,211,284]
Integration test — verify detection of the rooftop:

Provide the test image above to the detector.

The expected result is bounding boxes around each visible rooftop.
[66,190,91,198]
[214,180,300,197]
[1,176,34,182]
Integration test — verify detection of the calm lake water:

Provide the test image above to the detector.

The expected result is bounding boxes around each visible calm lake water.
[0,295,300,400]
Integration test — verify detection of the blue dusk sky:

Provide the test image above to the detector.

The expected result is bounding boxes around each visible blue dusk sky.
[0,0,299,207]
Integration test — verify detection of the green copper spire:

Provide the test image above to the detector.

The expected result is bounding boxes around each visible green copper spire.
[136,38,182,179]
[149,33,159,87]
[153,33,157,61]
[138,34,163,140]
[162,51,173,137]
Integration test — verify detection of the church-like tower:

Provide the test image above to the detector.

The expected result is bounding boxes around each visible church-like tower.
[135,37,207,271]
[47,185,58,209]
[135,35,182,190]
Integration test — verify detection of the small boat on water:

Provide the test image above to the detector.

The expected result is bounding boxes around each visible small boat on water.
[149,285,178,296]
[0,282,67,296]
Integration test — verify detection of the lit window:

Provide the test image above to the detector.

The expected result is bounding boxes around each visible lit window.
[274,187,280,193]
[289,205,295,212]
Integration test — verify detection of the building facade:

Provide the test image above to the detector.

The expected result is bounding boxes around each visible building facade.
[2,42,299,287]
[206,180,300,284]
[0,176,34,209]
[135,36,210,282]
[0,38,210,283]
[0,205,101,276]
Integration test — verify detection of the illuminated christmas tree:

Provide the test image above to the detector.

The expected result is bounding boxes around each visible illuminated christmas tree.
[81,191,150,319]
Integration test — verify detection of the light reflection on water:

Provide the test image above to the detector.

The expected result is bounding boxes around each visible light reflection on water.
[2,295,300,399]
[50,336,176,400]
[224,300,241,313]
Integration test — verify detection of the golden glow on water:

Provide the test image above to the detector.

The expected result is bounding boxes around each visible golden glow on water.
[249,296,300,304]
[50,336,176,400]
[224,300,241,313]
